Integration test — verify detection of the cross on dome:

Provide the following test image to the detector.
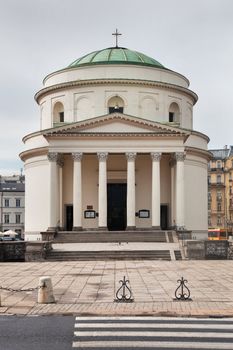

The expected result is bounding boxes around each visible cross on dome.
[112,28,122,48]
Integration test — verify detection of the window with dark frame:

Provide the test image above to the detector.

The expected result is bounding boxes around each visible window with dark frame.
[4,199,9,207]
[169,112,174,122]
[59,111,64,122]
[4,214,9,224]
[109,106,123,114]
[16,199,20,207]
[16,214,21,224]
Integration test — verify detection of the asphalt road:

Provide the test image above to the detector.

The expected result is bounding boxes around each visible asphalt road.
[1,315,233,350]
[0,315,75,350]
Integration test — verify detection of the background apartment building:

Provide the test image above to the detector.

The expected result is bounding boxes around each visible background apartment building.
[0,174,25,237]
[208,146,233,231]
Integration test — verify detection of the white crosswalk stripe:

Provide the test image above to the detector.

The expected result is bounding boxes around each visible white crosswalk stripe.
[72,316,233,349]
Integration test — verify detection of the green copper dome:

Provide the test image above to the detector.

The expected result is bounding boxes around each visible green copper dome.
[68,47,165,69]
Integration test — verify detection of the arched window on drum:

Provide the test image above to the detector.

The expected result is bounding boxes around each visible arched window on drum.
[108,96,124,114]
[53,102,64,124]
[168,102,180,124]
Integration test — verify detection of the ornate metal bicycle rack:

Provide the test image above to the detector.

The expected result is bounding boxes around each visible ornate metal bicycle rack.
[115,276,134,302]
[174,276,192,301]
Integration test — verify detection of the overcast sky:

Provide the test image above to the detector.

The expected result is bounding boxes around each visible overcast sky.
[0,0,233,175]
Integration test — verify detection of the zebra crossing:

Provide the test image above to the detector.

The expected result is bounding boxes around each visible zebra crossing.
[72,316,233,349]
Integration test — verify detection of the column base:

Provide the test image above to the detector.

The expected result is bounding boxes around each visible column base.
[126,226,136,231]
[98,226,108,231]
[152,226,161,230]
[72,226,83,231]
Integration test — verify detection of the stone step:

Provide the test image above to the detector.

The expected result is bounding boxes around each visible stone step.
[174,250,182,260]
[46,250,171,261]
[54,230,171,243]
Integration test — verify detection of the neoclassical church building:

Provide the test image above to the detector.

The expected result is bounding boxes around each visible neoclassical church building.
[20,35,210,241]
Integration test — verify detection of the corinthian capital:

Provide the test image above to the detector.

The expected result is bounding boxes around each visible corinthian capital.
[126,152,137,161]
[97,152,108,161]
[175,152,186,162]
[57,154,64,167]
[47,152,59,162]
[72,152,83,161]
[151,152,162,161]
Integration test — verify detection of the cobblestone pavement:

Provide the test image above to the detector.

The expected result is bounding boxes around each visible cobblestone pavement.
[1,260,233,317]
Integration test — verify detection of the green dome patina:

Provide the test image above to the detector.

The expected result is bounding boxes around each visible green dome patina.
[68,47,165,69]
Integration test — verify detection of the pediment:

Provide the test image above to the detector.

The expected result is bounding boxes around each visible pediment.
[44,113,190,138]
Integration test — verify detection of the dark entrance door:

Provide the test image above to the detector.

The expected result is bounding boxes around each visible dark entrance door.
[160,204,168,230]
[66,205,73,231]
[107,184,127,231]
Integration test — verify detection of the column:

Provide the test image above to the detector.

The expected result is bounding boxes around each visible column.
[97,152,108,229]
[175,152,185,229]
[57,154,64,229]
[47,152,59,231]
[151,152,161,229]
[169,157,176,228]
[72,152,83,231]
[126,152,136,229]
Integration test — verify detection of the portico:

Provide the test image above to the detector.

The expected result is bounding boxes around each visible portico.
[46,147,186,232]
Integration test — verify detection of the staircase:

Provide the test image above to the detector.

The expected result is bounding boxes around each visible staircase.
[54,230,168,243]
[46,249,171,261]
[45,230,182,261]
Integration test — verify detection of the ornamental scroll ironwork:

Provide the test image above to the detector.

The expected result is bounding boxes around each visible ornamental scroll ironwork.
[174,277,192,301]
[115,276,134,303]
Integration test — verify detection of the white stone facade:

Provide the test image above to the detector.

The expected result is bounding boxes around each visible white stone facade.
[20,48,210,241]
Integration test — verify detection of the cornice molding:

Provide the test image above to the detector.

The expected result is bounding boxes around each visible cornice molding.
[19,147,48,162]
[43,113,190,136]
[23,113,191,143]
[185,146,212,161]
[46,132,187,139]
[19,145,211,163]
[35,78,198,105]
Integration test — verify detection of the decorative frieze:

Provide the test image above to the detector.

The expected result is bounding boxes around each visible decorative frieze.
[175,152,186,162]
[72,152,83,161]
[97,152,108,161]
[151,152,162,162]
[126,152,137,161]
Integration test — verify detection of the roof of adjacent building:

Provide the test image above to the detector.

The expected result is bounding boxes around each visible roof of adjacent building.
[0,183,25,192]
[210,146,233,159]
[68,47,166,69]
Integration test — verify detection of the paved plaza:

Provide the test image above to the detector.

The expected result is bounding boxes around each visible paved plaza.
[1,258,233,317]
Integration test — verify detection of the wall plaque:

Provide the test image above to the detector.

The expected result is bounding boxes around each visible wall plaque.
[138,209,150,218]
[84,210,96,219]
